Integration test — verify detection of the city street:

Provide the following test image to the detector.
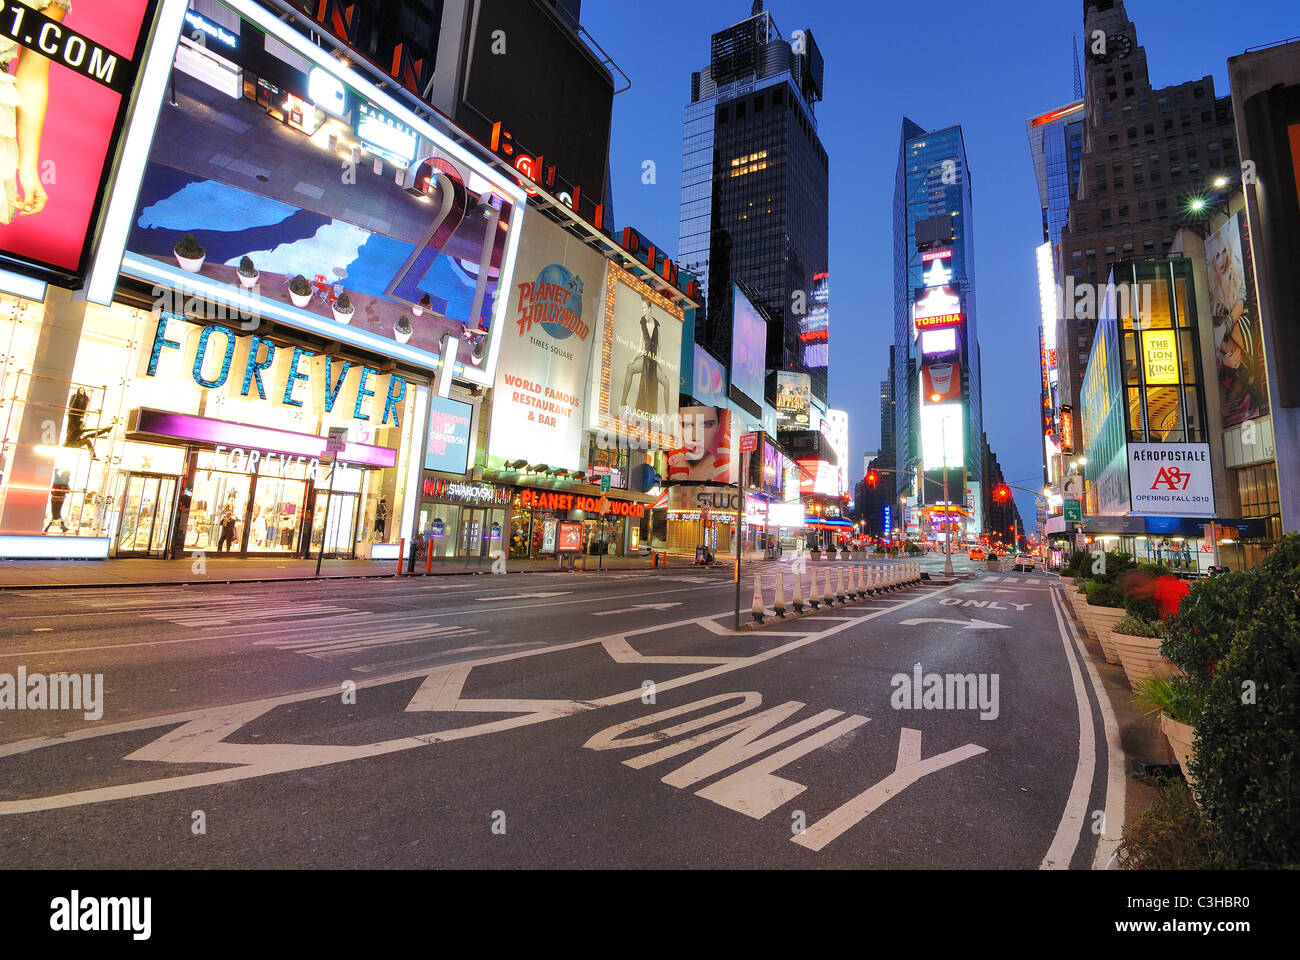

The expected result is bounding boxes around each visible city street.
[0,557,1119,869]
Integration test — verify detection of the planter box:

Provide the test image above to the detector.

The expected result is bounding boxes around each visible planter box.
[1088,606,1126,662]
[1160,713,1200,803]
[1112,630,1179,692]
[289,289,313,308]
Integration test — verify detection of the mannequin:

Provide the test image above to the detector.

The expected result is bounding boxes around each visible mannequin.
[374,496,388,539]
[64,387,113,459]
[44,469,70,533]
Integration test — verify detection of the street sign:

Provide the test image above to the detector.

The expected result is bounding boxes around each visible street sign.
[740,433,758,454]
[1062,475,1083,500]
[1064,499,1082,523]
[326,427,348,454]
[600,475,611,492]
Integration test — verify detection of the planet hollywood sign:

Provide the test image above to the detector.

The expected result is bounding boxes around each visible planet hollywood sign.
[518,489,646,518]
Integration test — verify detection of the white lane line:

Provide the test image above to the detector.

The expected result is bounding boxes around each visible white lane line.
[1053,588,1127,869]
[1040,586,1103,870]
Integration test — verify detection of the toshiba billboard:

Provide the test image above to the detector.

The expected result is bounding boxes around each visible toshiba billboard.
[1127,443,1215,517]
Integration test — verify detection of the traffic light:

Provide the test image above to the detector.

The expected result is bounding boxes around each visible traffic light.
[867,470,879,489]
[994,484,1011,503]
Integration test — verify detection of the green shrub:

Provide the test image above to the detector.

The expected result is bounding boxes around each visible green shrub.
[1085,579,1123,607]
[1190,563,1300,868]
[1093,550,1136,585]
[1116,772,1235,870]
[1134,675,1202,726]
[1113,614,1165,638]
[1161,570,1264,682]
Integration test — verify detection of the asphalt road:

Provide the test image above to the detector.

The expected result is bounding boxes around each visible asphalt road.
[0,555,1120,869]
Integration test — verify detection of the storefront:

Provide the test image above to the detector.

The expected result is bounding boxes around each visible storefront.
[508,486,649,559]
[666,485,737,556]
[0,294,420,560]
[417,477,513,561]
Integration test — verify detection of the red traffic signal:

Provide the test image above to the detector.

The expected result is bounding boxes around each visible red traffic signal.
[993,484,1011,502]
[866,470,879,488]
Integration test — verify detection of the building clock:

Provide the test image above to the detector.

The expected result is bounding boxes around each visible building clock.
[1092,33,1133,64]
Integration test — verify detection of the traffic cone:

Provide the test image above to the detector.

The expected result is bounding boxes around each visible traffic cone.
[793,569,805,613]
[752,573,765,623]
[773,571,786,618]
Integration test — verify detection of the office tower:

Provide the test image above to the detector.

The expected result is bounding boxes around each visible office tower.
[1055,0,1238,453]
[893,119,985,537]
[678,2,829,405]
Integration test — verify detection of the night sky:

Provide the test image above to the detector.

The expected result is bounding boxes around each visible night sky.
[581,0,1299,529]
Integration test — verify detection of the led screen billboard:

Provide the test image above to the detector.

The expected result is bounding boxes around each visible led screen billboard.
[691,345,728,408]
[424,396,473,474]
[591,262,682,450]
[0,0,161,284]
[487,212,605,472]
[922,361,961,404]
[665,406,734,484]
[921,403,963,471]
[109,0,525,382]
[1204,212,1268,426]
[775,371,811,427]
[730,283,766,410]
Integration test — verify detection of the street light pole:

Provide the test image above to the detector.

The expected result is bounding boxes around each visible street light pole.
[941,417,953,576]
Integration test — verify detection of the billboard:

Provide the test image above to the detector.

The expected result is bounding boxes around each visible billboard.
[921,403,963,470]
[913,285,964,330]
[591,263,682,449]
[487,213,606,471]
[110,0,525,382]
[1204,212,1268,426]
[922,361,961,404]
[1141,330,1179,385]
[424,396,473,474]
[920,327,957,356]
[775,371,811,427]
[0,0,160,284]
[665,406,734,484]
[691,345,728,408]
[1128,442,1215,517]
[730,283,767,409]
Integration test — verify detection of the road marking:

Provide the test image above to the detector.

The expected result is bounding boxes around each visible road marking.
[792,728,988,851]
[0,588,951,817]
[475,591,571,601]
[1040,584,1104,870]
[898,617,1011,630]
[592,603,684,616]
[939,599,1031,611]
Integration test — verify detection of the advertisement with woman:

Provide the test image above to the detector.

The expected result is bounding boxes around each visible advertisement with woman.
[1205,212,1268,426]
[665,405,734,483]
[0,0,158,280]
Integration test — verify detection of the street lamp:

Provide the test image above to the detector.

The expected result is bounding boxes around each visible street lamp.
[939,415,953,576]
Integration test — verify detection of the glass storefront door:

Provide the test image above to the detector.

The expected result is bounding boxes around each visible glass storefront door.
[309,491,360,558]
[250,474,307,554]
[114,474,177,557]
[459,508,506,559]
[186,469,252,554]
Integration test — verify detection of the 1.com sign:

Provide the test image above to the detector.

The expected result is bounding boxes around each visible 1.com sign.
[1127,442,1215,517]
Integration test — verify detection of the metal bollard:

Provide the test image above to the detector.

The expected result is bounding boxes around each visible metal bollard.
[396,538,405,577]
[752,573,765,623]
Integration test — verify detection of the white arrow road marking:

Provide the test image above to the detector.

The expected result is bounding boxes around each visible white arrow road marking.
[592,603,684,616]
[475,592,571,601]
[898,618,1011,630]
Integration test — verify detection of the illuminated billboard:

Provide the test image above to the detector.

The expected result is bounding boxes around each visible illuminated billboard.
[98,0,527,384]
[425,396,473,474]
[731,283,767,409]
[691,345,728,408]
[775,371,811,427]
[922,361,961,404]
[921,403,963,470]
[0,0,162,285]
[487,213,605,472]
[665,406,734,484]
[1204,212,1268,426]
[590,262,683,449]
[913,285,964,331]
[920,327,957,356]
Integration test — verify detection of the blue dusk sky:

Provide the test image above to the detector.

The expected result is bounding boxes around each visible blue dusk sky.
[581,0,1300,526]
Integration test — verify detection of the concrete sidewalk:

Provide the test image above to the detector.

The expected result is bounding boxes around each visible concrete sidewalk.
[0,549,911,590]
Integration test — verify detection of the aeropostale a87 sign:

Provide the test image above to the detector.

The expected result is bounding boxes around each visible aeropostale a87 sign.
[1128,442,1214,516]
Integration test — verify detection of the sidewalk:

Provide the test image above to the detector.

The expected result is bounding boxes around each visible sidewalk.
[0,549,912,590]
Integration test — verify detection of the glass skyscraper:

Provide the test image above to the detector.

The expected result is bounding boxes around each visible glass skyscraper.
[677,4,829,406]
[893,119,985,535]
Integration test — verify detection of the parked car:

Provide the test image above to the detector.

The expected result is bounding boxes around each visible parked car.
[968,547,987,561]
[1012,554,1035,572]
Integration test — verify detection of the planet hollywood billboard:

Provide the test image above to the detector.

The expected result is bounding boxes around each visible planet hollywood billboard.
[487,213,606,471]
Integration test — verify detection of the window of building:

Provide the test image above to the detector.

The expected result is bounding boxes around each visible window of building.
[1134,173,1145,185]
[1163,119,1174,131]
[1194,86,1205,98]
[1175,92,1185,104]
[1144,239,1155,250]
[1101,208,1112,220]
[1208,141,1220,151]
[1144,123,1154,135]
[1123,105,1133,116]
[1105,109,1115,120]
[735,101,745,118]
[1189,162,1200,172]
[1127,127,1138,139]
[1201,111,1211,123]
[1085,248,1096,257]
[1106,75,1117,86]
[1158,96,1168,106]
[1156,198,1168,211]
[1138,199,1149,212]
[1119,205,1130,216]
[1125,87,1135,97]
[1108,133,1119,144]
[1071,250,1082,261]
[1114,178,1124,188]
[1123,242,1134,252]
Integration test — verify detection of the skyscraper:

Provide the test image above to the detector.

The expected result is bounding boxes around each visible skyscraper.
[678,2,829,407]
[893,120,985,538]
[1055,0,1238,454]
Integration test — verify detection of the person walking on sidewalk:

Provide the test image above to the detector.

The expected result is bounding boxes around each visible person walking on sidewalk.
[217,508,238,553]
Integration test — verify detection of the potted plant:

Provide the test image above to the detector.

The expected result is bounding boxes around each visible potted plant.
[1111,613,1176,690]
[413,292,431,317]
[288,274,313,308]
[237,256,259,289]
[332,291,354,325]
[394,314,413,344]
[174,234,205,273]
[1136,675,1204,801]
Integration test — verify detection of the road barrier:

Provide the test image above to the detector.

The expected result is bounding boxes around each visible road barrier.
[792,570,805,613]
[751,574,765,623]
[773,571,786,618]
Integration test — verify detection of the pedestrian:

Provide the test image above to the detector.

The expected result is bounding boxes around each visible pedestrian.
[1120,568,1190,621]
[217,508,237,552]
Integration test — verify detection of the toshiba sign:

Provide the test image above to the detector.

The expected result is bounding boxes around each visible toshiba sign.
[1127,443,1215,517]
